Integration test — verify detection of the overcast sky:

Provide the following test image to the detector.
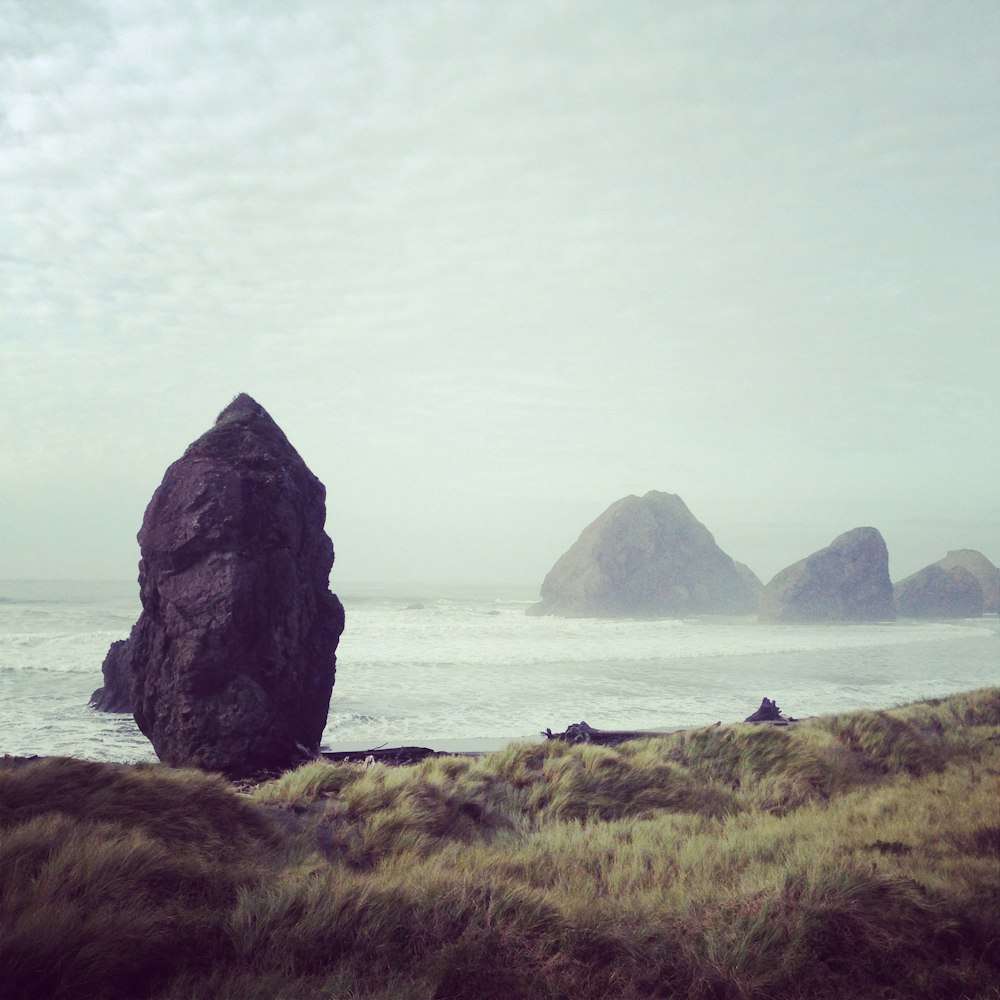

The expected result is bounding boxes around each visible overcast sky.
[2,0,998,589]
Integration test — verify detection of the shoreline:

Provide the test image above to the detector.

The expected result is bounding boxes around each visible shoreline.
[321,734,545,755]
[319,726,698,765]
[1,722,788,777]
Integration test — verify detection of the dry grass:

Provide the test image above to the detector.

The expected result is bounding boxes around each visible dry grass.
[2,688,998,1000]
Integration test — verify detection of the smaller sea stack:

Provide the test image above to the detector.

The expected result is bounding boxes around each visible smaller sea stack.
[933,550,999,614]
[759,527,895,622]
[894,564,984,618]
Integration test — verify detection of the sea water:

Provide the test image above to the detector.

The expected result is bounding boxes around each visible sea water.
[0,579,996,762]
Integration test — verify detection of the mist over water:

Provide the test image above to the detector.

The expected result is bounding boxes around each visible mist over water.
[1,580,996,761]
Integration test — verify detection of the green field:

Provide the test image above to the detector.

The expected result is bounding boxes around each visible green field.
[2,688,998,999]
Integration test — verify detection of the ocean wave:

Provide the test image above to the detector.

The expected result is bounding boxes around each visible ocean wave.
[0,631,125,673]
[3,583,998,761]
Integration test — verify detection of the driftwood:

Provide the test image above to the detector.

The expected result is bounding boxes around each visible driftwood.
[745,698,783,722]
[546,700,801,745]
[321,746,443,766]
[542,721,678,747]
[744,698,799,724]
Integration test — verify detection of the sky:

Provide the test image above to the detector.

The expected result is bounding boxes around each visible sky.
[1,0,998,589]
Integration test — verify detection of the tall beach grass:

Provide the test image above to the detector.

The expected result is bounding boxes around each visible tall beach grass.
[2,688,998,999]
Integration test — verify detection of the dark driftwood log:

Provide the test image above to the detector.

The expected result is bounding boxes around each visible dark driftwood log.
[542,721,677,746]
[744,698,797,723]
[239,699,805,775]
[321,746,442,766]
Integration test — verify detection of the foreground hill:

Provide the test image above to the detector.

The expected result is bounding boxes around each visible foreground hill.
[528,491,761,617]
[2,688,998,1000]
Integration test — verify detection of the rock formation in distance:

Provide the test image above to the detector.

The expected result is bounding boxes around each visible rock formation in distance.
[893,564,984,618]
[759,527,895,621]
[94,394,345,777]
[526,491,761,618]
[934,550,999,614]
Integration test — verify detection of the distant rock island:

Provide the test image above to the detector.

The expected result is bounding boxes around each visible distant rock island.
[91,393,345,777]
[934,549,999,614]
[527,491,761,618]
[893,550,997,618]
[894,564,983,618]
[759,527,895,621]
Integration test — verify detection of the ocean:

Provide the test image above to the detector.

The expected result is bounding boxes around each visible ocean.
[1,579,997,763]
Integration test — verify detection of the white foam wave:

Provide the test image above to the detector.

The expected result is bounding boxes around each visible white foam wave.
[0,631,126,673]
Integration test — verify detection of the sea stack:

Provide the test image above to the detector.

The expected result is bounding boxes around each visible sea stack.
[759,527,895,621]
[894,564,984,618]
[933,550,999,614]
[527,491,761,618]
[95,394,345,777]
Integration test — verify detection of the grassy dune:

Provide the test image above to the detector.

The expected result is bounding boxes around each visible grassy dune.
[2,690,998,1000]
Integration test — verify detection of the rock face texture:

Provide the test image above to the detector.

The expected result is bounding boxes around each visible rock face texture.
[894,564,984,618]
[527,491,761,618]
[759,527,895,621]
[89,639,133,713]
[934,550,999,614]
[98,394,345,777]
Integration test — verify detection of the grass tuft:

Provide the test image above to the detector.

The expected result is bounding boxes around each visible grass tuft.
[0,757,279,860]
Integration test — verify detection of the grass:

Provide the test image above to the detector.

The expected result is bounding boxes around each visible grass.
[2,688,998,999]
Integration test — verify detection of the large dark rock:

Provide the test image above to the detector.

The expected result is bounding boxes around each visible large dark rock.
[527,491,761,618]
[934,550,999,614]
[894,564,984,618]
[98,394,345,777]
[759,527,895,621]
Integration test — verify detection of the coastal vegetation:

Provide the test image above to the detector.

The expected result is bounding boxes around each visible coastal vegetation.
[2,688,998,999]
